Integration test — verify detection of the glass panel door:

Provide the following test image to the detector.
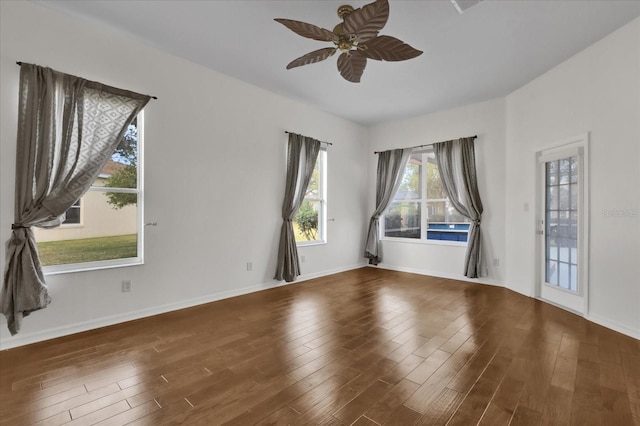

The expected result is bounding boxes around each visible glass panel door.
[537,139,587,315]
[544,157,579,292]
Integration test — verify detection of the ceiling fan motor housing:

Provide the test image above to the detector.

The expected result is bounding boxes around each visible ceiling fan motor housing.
[275,0,423,82]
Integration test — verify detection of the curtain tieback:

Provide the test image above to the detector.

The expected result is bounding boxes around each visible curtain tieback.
[473,220,481,225]
[10,224,30,245]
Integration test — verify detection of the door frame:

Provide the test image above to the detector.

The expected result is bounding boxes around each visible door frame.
[534,133,590,316]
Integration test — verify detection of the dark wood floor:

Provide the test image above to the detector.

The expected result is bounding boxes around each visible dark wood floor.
[0,268,638,425]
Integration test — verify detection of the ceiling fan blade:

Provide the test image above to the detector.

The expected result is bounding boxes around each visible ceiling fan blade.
[337,51,367,83]
[359,35,423,61]
[286,48,337,69]
[343,0,389,43]
[274,18,338,42]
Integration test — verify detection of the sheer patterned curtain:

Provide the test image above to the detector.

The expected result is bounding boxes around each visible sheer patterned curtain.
[274,133,321,282]
[364,148,411,265]
[434,137,484,278]
[1,64,150,335]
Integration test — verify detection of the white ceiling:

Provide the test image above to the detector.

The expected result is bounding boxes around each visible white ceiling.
[37,0,640,126]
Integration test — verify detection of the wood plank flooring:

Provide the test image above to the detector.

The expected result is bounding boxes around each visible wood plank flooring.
[1,267,638,425]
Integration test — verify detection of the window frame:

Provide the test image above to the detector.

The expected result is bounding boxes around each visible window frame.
[381,148,469,246]
[296,148,327,247]
[42,112,145,275]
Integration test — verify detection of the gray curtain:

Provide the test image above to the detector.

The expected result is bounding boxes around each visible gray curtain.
[274,133,321,282]
[364,148,411,265]
[1,64,150,335]
[434,137,484,278]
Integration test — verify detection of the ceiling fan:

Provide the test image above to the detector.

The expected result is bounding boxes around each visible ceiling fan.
[275,0,422,83]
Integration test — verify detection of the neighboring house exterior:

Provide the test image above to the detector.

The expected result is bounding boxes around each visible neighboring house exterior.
[33,161,137,243]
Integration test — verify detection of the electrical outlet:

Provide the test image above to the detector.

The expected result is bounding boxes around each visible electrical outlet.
[246,262,252,271]
[122,280,132,292]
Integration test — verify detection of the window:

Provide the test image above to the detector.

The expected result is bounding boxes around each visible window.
[34,113,144,272]
[383,150,469,243]
[62,199,81,225]
[294,149,327,245]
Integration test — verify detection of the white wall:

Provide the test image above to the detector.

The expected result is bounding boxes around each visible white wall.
[0,1,369,348]
[366,98,507,286]
[504,18,640,337]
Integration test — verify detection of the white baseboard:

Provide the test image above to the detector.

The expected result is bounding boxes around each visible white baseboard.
[0,263,367,350]
[587,313,640,340]
[369,263,504,287]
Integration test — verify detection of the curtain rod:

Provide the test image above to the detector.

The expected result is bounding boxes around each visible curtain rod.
[285,131,333,146]
[374,135,477,154]
[16,61,158,100]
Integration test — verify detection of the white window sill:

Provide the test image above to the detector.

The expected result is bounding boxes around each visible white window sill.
[297,240,327,248]
[382,237,467,247]
[43,258,143,276]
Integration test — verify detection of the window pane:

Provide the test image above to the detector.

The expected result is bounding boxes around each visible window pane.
[547,210,558,231]
[427,222,469,242]
[427,200,447,222]
[570,212,578,239]
[546,236,557,261]
[559,239,570,263]
[426,201,467,223]
[570,183,578,210]
[294,200,320,242]
[446,208,467,223]
[425,153,447,200]
[384,202,421,238]
[570,265,578,291]
[101,120,138,190]
[35,193,138,266]
[547,260,558,285]
[559,158,571,184]
[296,150,325,244]
[63,200,81,224]
[559,262,570,289]
[305,152,322,198]
[559,185,570,210]
[547,186,558,210]
[396,154,422,200]
[546,161,558,185]
[100,163,137,191]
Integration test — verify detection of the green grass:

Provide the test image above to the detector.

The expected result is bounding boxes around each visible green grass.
[37,234,137,266]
